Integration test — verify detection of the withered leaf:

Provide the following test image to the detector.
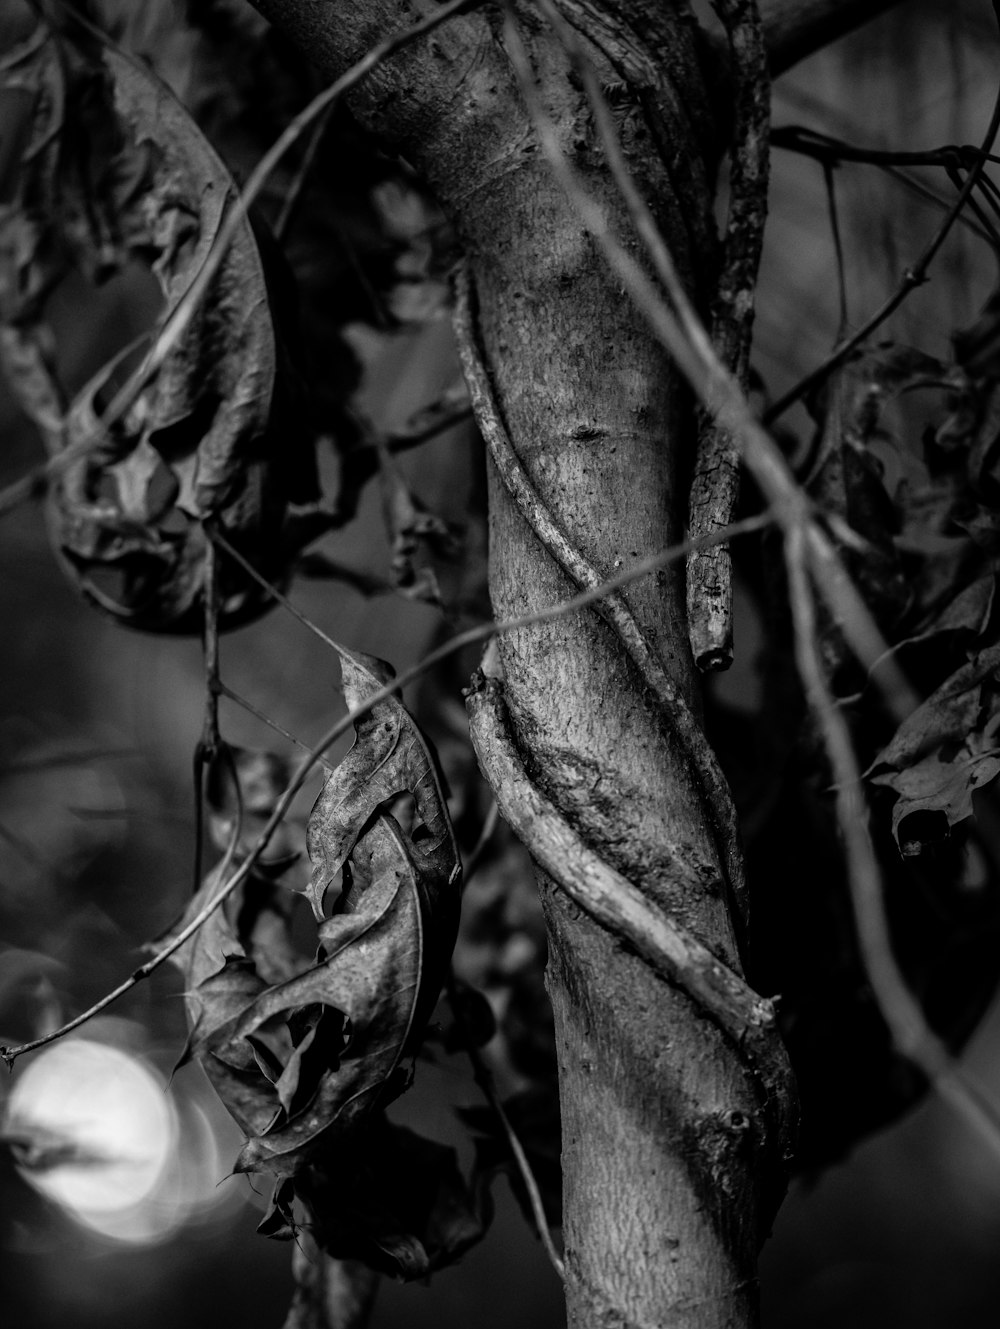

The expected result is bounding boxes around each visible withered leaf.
[284,1118,488,1280]
[162,862,281,1138]
[229,651,460,1174]
[162,747,307,1136]
[895,573,996,652]
[231,815,425,1176]
[305,650,460,919]
[0,21,326,632]
[167,657,460,1179]
[869,643,1000,853]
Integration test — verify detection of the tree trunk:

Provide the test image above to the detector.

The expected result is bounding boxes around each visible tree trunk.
[246,1,857,1323]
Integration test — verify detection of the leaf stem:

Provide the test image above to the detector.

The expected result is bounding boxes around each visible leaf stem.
[446,973,565,1281]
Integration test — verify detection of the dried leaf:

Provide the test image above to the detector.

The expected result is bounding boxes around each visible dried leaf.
[895,573,995,652]
[869,643,1000,853]
[288,1119,488,1279]
[230,815,425,1175]
[0,22,326,631]
[305,650,460,920]
[166,656,460,1179]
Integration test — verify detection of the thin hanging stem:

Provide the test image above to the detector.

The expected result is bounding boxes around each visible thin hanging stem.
[192,533,223,890]
[822,160,849,340]
[206,522,349,660]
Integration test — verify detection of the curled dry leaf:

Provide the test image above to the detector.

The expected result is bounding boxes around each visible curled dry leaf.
[0,21,326,631]
[166,653,461,1183]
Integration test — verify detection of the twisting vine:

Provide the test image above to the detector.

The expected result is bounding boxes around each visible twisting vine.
[465,670,798,1170]
[453,263,751,952]
[494,11,798,1199]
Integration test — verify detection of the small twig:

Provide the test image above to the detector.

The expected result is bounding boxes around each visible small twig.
[784,523,1000,1162]
[462,800,500,885]
[966,168,1000,251]
[2,759,245,1065]
[0,0,480,520]
[446,972,564,1280]
[216,681,335,773]
[0,514,769,1067]
[940,165,1000,254]
[822,160,849,340]
[803,522,919,725]
[192,533,223,890]
[206,521,349,660]
[273,105,334,244]
[772,127,999,249]
[765,63,1000,424]
[771,124,1000,171]
[881,165,999,248]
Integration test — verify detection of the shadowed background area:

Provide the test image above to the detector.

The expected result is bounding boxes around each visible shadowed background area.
[2,1,1000,1326]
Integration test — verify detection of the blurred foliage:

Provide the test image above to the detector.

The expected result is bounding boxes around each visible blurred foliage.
[3,2,1000,1329]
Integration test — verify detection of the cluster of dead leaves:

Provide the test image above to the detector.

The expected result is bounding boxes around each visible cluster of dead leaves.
[0,6,505,1284]
[0,11,330,630]
[160,649,494,1277]
[801,338,1000,859]
[0,7,463,629]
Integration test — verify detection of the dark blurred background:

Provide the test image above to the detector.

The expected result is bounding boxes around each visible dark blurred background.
[3,2,1000,1326]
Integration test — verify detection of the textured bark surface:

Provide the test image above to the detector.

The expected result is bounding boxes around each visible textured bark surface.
[243,1,893,1324]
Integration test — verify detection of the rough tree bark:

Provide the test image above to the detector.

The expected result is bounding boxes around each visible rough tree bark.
[245,2,906,1324]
